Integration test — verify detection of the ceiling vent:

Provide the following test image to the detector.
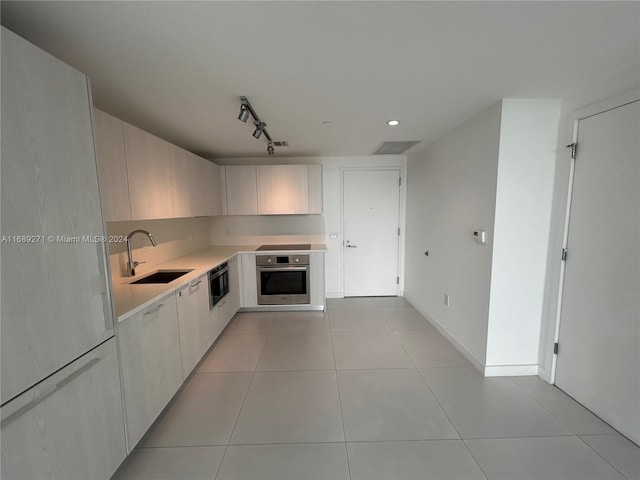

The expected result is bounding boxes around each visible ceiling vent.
[273,141,289,147]
[371,141,420,155]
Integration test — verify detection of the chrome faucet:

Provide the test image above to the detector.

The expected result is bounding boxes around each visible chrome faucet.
[126,229,157,276]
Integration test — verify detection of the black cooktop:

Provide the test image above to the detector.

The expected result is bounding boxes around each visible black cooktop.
[256,244,311,251]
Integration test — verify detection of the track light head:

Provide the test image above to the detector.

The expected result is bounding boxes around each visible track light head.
[238,104,249,122]
[267,142,275,155]
[252,122,264,139]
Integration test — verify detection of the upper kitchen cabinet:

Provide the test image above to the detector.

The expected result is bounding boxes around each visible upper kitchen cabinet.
[222,164,323,215]
[93,109,132,221]
[208,161,222,216]
[1,27,114,404]
[170,144,210,218]
[308,164,323,214]
[223,165,259,215]
[123,122,174,220]
[257,164,309,214]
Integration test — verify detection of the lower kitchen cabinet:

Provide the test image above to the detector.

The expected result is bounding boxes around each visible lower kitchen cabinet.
[116,293,183,451]
[239,253,258,308]
[176,274,211,379]
[0,338,126,480]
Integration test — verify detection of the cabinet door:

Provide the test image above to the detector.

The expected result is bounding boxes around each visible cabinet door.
[224,166,258,215]
[169,144,198,218]
[116,294,183,450]
[239,253,258,308]
[1,28,113,404]
[93,109,132,221]
[208,162,222,216]
[176,275,211,378]
[123,122,174,220]
[227,255,240,315]
[310,252,326,307]
[308,164,324,214]
[257,165,309,214]
[1,339,126,480]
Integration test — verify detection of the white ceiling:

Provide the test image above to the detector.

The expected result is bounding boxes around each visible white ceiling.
[2,1,638,160]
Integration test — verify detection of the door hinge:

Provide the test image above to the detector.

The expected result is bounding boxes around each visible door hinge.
[396,276,400,285]
[566,142,577,160]
[398,228,401,236]
[561,248,568,261]
[399,177,402,186]
[553,342,559,355]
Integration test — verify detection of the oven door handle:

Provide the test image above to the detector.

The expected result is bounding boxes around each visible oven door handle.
[258,266,309,271]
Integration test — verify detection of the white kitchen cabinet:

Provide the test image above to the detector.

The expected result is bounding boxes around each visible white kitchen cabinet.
[208,161,222,216]
[308,164,323,214]
[93,109,132,221]
[170,145,215,218]
[176,274,212,378]
[1,339,126,480]
[310,252,326,307]
[116,293,183,450]
[223,165,258,215]
[215,256,240,330]
[123,122,174,220]
[257,164,309,214]
[239,253,259,308]
[1,27,114,405]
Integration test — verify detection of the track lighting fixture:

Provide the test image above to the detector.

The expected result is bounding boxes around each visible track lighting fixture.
[238,103,249,122]
[252,122,264,139]
[237,96,278,155]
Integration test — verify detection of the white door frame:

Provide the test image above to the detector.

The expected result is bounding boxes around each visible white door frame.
[339,166,407,298]
[550,89,640,384]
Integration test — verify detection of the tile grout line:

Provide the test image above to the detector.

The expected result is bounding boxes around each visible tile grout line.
[575,435,632,479]
[213,317,273,480]
[329,317,352,480]
[387,308,490,480]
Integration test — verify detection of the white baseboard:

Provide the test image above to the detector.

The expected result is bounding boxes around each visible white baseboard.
[537,366,552,383]
[325,292,343,299]
[484,364,539,377]
[404,293,486,374]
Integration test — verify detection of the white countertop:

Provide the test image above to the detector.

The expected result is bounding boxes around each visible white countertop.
[111,244,327,322]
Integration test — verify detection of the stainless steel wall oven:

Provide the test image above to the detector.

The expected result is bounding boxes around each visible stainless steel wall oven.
[256,254,310,305]
[209,262,229,309]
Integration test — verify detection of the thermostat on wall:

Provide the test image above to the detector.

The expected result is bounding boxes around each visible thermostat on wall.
[473,230,486,244]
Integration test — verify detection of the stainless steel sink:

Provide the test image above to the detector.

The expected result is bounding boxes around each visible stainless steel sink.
[130,269,193,284]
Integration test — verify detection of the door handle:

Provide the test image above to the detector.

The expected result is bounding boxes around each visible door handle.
[345,241,358,248]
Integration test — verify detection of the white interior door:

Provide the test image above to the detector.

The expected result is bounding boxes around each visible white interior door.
[343,169,400,297]
[555,100,639,445]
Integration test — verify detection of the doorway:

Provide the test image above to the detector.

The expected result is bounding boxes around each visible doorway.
[342,169,401,297]
[554,100,639,445]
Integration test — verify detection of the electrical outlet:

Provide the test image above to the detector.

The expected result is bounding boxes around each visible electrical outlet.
[444,294,450,307]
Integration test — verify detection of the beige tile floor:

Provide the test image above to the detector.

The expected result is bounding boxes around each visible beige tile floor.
[113,298,639,480]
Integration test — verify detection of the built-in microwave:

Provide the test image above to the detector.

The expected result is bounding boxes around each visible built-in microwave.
[209,262,229,309]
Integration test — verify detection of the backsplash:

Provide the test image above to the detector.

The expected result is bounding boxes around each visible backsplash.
[107,217,211,279]
[210,215,325,246]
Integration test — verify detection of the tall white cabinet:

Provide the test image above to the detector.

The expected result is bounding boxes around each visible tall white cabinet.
[1,27,126,479]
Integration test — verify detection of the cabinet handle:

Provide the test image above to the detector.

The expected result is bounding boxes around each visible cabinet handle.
[144,303,164,317]
[217,300,226,309]
[1,358,101,428]
[190,280,202,287]
[96,241,115,332]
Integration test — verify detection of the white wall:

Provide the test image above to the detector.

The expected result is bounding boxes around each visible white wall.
[485,99,560,375]
[537,65,640,382]
[211,155,407,298]
[404,102,503,368]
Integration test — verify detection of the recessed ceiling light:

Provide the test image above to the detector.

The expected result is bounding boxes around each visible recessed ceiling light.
[386,120,400,126]
[322,121,332,126]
